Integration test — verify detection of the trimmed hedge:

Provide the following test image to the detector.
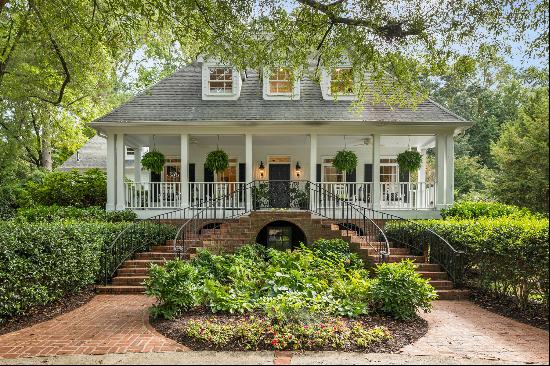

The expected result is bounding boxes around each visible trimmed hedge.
[385,217,549,309]
[0,221,176,322]
[15,205,137,223]
[440,201,536,219]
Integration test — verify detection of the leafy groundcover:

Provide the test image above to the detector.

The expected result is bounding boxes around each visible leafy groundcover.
[147,240,434,351]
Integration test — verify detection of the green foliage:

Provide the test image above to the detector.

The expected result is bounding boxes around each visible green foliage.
[178,316,391,351]
[491,88,549,213]
[205,149,229,174]
[369,261,437,320]
[396,150,422,173]
[311,238,363,269]
[14,205,137,223]
[141,150,166,174]
[384,216,549,309]
[145,243,436,321]
[441,201,536,219]
[332,150,358,173]
[0,184,32,220]
[25,169,107,207]
[454,156,493,200]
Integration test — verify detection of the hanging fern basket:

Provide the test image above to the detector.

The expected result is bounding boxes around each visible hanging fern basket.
[141,150,165,174]
[205,149,229,173]
[396,150,422,173]
[332,150,358,173]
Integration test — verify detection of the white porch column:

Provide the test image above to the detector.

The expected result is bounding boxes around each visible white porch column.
[435,134,447,209]
[115,134,125,210]
[416,148,427,208]
[106,133,116,211]
[245,134,253,210]
[445,134,455,206]
[134,146,142,184]
[372,134,381,210]
[180,134,189,207]
[309,134,318,210]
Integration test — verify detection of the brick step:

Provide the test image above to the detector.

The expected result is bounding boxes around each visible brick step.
[367,255,425,263]
[436,289,470,300]
[112,276,149,286]
[152,245,174,252]
[414,263,442,271]
[427,280,454,290]
[135,252,177,260]
[117,267,150,276]
[364,247,410,255]
[96,285,145,294]
[416,271,449,280]
[121,259,168,268]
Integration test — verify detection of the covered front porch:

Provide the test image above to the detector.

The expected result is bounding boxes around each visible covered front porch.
[105,131,455,219]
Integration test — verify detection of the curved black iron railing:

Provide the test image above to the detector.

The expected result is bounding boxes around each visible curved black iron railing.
[372,210,465,285]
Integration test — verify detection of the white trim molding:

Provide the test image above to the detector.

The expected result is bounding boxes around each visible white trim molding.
[201,61,242,100]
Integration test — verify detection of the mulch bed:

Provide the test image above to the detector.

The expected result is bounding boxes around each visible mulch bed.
[152,308,428,352]
[0,286,96,336]
[469,288,549,331]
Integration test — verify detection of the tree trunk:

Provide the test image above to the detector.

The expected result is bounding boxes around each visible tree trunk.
[40,125,53,171]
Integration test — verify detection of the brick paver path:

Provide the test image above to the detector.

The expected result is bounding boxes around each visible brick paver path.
[401,300,549,364]
[0,295,186,359]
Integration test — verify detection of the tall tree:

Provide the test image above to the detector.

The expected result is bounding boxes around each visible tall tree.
[491,87,549,213]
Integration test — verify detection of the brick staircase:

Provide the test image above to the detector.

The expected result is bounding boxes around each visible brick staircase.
[97,212,469,300]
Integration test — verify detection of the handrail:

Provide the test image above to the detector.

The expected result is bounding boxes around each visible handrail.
[369,208,465,285]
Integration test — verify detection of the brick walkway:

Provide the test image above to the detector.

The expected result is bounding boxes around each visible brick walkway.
[0,295,186,359]
[401,300,549,364]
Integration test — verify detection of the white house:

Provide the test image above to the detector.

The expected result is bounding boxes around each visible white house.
[90,60,470,219]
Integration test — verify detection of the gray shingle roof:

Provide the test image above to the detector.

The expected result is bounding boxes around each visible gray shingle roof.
[94,62,467,124]
[58,135,133,171]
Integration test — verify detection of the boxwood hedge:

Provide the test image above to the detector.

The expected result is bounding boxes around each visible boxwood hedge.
[0,221,175,323]
[15,205,137,223]
[385,216,549,309]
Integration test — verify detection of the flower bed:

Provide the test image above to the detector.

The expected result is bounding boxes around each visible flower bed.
[146,239,435,351]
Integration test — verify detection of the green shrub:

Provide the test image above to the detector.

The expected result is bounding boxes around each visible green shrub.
[384,217,549,309]
[25,169,107,207]
[145,244,435,321]
[310,238,363,269]
[0,220,175,322]
[441,201,536,219]
[15,205,137,223]
[369,260,437,320]
[0,184,32,219]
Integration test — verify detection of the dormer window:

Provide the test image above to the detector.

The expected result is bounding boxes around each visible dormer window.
[263,67,300,100]
[201,60,241,100]
[269,68,292,94]
[330,67,354,95]
[208,67,233,94]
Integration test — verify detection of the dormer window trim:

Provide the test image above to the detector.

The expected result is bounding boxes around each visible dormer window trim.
[201,61,241,100]
[263,67,300,100]
[320,66,358,101]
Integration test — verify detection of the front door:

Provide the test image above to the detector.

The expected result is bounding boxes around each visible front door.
[269,163,291,208]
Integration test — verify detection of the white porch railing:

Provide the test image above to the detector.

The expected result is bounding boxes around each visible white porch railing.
[125,182,182,209]
[124,181,435,210]
[190,182,247,209]
[380,182,436,209]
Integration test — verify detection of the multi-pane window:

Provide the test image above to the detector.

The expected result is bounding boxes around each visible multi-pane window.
[323,158,345,182]
[208,67,233,94]
[269,68,292,94]
[330,67,354,95]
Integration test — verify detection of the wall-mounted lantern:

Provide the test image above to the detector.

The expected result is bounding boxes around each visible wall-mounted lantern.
[295,161,301,178]
[258,161,265,178]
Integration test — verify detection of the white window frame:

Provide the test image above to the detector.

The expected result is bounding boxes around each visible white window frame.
[201,61,241,100]
[320,66,357,101]
[262,68,300,100]
[321,157,346,183]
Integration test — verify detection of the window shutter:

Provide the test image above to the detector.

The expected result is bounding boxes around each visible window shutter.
[399,169,410,182]
[346,169,356,197]
[316,164,322,182]
[364,164,373,182]
[204,165,214,200]
[188,163,195,182]
[239,163,246,182]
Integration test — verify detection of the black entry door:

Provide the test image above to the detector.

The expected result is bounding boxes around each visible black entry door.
[269,164,291,208]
